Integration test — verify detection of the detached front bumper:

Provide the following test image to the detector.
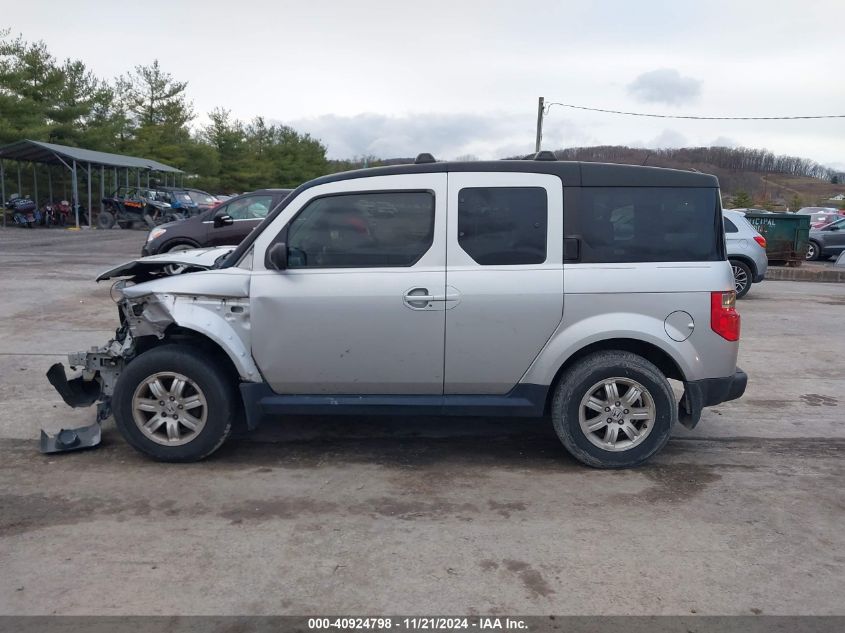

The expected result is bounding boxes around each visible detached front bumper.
[679,367,748,429]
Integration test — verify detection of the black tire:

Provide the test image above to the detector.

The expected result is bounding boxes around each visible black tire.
[98,210,115,229]
[112,345,237,462]
[730,259,752,299]
[806,240,821,261]
[551,351,676,468]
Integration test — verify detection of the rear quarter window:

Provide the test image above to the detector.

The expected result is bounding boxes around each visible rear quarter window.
[579,187,721,263]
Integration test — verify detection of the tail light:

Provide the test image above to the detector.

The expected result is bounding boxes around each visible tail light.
[711,290,740,341]
[753,235,767,248]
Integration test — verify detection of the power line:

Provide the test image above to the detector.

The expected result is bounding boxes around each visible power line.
[543,102,845,120]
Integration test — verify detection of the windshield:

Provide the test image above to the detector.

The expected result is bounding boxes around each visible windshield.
[171,192,194,204]
[187,191,216,205]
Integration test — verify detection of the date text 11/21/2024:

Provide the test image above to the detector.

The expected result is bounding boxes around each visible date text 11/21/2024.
[307,617,529,630]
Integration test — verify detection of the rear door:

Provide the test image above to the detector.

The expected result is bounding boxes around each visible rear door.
[445,173,564,394]
[206,193,274,246]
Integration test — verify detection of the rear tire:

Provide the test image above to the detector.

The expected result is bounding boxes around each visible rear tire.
[112,345,236,462]
[730,259,752,298]
[806,240,821,261]
[551,351,676,468]
[97,210,115,229]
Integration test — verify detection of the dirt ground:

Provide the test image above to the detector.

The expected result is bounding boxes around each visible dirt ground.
[0,228,843,616]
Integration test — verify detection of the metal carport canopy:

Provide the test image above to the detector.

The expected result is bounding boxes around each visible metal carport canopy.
[0,139,182,229]
[0,139,182,173]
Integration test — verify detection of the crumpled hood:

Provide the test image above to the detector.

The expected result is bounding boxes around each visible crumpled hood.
[96,247,234,281]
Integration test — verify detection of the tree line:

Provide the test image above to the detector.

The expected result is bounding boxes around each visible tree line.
[0,30,329,194]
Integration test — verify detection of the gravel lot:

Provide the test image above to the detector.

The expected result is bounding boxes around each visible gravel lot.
[0,228,843,616]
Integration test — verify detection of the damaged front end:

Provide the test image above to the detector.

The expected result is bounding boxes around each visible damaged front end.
[44,253,257,453]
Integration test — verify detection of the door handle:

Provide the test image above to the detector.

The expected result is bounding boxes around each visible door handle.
[403,293,450,302]
[403,287,460,310]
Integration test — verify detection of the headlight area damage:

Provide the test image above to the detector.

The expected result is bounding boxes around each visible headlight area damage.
[42,254,254,454]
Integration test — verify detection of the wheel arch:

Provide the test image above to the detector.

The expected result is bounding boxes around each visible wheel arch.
[161,237,201,252]
[135,327,243,387]
[542,337,686,415]
[728,254,757,277]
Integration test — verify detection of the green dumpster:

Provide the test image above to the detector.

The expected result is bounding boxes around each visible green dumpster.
[744,212,810,265]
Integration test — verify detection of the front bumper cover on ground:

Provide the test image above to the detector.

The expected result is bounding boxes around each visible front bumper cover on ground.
[40,423,102,454]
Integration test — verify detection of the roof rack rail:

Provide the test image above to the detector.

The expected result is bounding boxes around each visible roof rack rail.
[532,151,557,161]
[415,153,436,164]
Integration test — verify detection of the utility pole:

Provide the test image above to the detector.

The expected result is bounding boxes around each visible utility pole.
[535,96,545,153]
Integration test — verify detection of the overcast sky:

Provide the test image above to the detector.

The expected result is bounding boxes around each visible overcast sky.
[6,0,845,167]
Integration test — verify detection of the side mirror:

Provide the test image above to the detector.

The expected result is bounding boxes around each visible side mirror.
[213,214,234,228]
[265,242,288,271]
[830,225,841,232]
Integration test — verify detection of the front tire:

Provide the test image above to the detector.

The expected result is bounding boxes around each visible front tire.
[551,351,676,468]
[112,345,236,462]
[730,259,752,298]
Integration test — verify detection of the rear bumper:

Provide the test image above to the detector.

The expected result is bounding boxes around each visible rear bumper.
[679,367,747,429]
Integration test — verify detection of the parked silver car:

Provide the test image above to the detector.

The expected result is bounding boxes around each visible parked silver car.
[47,155,746,468]
[723,209,768,298]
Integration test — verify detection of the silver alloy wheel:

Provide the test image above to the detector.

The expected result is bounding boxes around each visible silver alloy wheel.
[578,377,656,452]
[732,264,749,294]
[131,371,208,446]
[805,242,816,260]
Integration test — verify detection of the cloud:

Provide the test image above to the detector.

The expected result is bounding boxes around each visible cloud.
[627,68,702,106]
[649,129,688,148]
[286,112,593,160]
[710,136,739,148]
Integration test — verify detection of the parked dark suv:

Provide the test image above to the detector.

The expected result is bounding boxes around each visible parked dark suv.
[142,189,292,255]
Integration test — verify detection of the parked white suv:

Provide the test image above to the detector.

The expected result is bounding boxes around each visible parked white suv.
[48,154,746,468]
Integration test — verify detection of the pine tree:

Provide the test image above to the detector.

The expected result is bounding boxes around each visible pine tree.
[732,191,753,208]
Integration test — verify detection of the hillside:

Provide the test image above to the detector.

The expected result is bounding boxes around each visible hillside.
[331,146,844,210]
[549,146,844,209]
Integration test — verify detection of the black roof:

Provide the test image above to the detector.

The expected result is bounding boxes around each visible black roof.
[304,160,718,188]
[220,160,717,269]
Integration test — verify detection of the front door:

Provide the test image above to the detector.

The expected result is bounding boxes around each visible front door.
[206,194,275,246]
[445,172,564,394]
[250,174,447,394]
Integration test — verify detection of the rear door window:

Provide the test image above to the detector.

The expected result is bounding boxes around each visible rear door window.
[457,187,548,265]
[724,217,739,233]
[579,187,721,263]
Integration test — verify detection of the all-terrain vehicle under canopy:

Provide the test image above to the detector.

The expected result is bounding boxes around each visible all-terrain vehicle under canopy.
[0,139,183,229]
